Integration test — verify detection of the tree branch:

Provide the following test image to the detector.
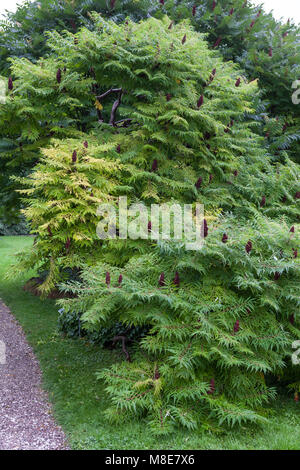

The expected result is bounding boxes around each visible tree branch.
[112,335,132,362]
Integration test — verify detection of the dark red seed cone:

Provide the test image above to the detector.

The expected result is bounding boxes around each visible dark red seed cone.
[118,274,123,286]
[257,9,262,17]
[174,271,180,288]
[197,95,204,108]
[234,320,240,334]
[195,177,202,189]
[159,0,164,4]
[269,47,273,57]
[282,195,287,203]
[56,68,61,83]
[47,226,53,237]
[105,271,111,287]
[293,249,298,259]
[192,5,196,16]
[209,174,213,183]
[151,159,158,172]
[289,314,295,325]
[229,8,234,15]
[182,34,187,45]
[245,240,252,254]
[159,273,165,287]
[148,221,152,232]
[212,1,216,11]
[83,141,88,148]
[212,68,216,76]
[234,170,238,177]
[260,196,266,207]
[250,20,255,28]
[213,36,222,48]
[282,123,288,132]
[203,219,208,238]
[116,144,121,153]
[65,237,71,253]
[72,150,77,163]
[222,233,228,243]
[295,192,300,200]
[154,367,160,380]
[8,76,13,91]
[274,272,280,281]
[235,78,241,87]
[290,226,295,233]
[166,93,172,101]
[110,0,116,8]
[208,379,215,395]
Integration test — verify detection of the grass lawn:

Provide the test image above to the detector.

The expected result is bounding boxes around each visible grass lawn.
[0,235,299,450]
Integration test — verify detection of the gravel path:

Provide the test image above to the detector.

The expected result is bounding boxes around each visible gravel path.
[0,300,68,450]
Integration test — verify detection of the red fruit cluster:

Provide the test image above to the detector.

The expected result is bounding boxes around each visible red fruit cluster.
[213,37,222,48]
[159,273,165,287]
[260,196,266,207]
[208,379,215,395]
[222,233,228,243]
[234,320,240,334]
[151,159,158,172]
[174,271,180,287]
[56,68,62,84]
[197,95,204,108]
[245,240,252,254]
[195,177,202,189]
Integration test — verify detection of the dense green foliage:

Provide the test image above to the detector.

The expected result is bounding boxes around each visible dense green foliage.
[8,16,298,433]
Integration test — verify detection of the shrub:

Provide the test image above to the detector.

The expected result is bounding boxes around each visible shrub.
[34,16,300,433]
[14,15,300,292]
